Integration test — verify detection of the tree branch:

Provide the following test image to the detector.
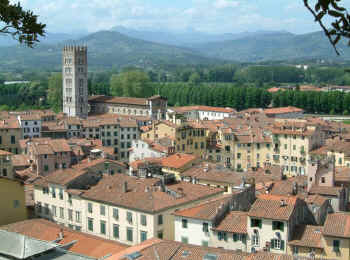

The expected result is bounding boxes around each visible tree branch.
[303,0,340,55]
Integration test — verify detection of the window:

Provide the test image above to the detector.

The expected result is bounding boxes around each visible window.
[44,165,49,172]
[11,136,15,144]
[100,205,106,216]
[59,189,63,200]
[113,208,119,220]
[88,218,93,231]
[127,211,133,223]
[52,205,57,217]
[271,239,284,250]
[237,153,241,159]
[293,246,299,255]
[181,236,188,244]
[333,240,340,252]
[140,231,147,242]
[202,241,209,247]
[157,231,163,239]
[113,224,119,238]
[88,203,93,213]
[203,222,209,232]
[284,144,287,150]
[13,200,20,209]
[127,228,133,242]
[141,215,147,226]
[100,220,106,234]
[272,221,284,231]
[322,177,326,184]
[68,209,73,221]
[250,219,262,228]
[182,219,188,228]
[218,232,227,241]
[76,211,81,223]
[252,233,259,246]
[59,207,64,219]
[2,168,7,177]
[37,202,42,213]
[158,215,163,225]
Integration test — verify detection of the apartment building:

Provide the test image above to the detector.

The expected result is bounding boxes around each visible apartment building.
[33,170,223,246]
[0,150,13,179]
[129,139,170,163]
[247,194,313,254]
[17,114,41,139]
[20,138,73,176]
[0,118,22,154]
[0,177,27,226]
[270,120,324,177]
[264,107,304,119]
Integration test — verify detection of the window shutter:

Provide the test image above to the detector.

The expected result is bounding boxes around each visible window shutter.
[272,222,276,230]
[281,222,284,232]
[233,233,238,242]
[259,220,262,229]
[250,219,253,227]
[242,234,246,244]
[271,239,275,249]
[281,240,285,250]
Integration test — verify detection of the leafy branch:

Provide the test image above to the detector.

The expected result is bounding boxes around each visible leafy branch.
[304,0,350,55]
[0,0,46,47]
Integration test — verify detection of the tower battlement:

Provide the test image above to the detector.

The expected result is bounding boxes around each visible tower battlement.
[63,45,87,53]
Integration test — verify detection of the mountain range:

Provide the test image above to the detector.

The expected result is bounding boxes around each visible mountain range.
[0,27,349,71]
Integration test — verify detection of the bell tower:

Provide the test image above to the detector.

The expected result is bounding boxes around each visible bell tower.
[62,45,88,118]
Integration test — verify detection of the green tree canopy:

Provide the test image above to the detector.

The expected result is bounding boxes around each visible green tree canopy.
[47,73,62,112]
[110,70,153,98]
[0,0,46,47]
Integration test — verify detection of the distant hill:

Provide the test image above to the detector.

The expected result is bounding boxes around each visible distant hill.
[111,26,290,47]
[0,31,222,71]
[190,31,350,62]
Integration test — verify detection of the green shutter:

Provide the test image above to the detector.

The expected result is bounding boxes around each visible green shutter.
[271,239,275,249]
[258,220,262,229]
[281,222,284,232]
[272,222,276,230]
[250,219,253,227]
[224,232,228,241]
[233,233,238,242]
[281,240,285,250]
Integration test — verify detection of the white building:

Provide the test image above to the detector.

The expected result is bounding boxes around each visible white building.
[17,114,41,139]
[129,139,168,163]
[33,169,224,246]
[167,106,236,121]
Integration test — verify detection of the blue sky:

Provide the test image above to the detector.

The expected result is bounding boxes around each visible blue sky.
[14,0,325,34]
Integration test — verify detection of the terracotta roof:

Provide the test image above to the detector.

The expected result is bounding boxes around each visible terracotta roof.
[129,157,163,170]
[11,154,30,167]
[161,153,198,169]
[0,149,12,156]
[335,167,350,183]
[267,87,284,93]
[264,106,304,115]
[304,195,328,207]
[248,194,299,221]
[309,185,342,197]
[34,168,87,186]
[323,213,350,238]
[171,106,236,114]
[81,175,224,213]
[19,114,41,121]
[0,219,128,258]
[173,195,232,221]
[289,225,324,249]
[0,118,20,129]
[89,95,148,106]
[27,138,71,155]
[41,121,67,132]
[213,211,248,234]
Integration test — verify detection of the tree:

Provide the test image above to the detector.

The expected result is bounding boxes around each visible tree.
[0,0,46,47]
[47,73,62,112]
[304,0,350,55]
[110,70,152,98]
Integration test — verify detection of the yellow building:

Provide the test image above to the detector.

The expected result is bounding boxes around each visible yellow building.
[287,213,350,260]
[161,153,201,180]
[271,119,324,177]
[0,177,27,226]
[0,118,22,154]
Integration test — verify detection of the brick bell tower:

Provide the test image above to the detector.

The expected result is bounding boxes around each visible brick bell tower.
[62,45,88,118]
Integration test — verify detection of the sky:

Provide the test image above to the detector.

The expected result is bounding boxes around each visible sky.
[13,0,326,35]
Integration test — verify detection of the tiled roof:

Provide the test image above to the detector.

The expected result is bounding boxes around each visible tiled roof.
[264,106,304,115]
[309,185,342,197]
[0,219,128,258]
[11,154,30,167]
[19,114,41,121]
[34,168,87,186]
[27,138,72,155]
[171,106,236,114]
[248,194,298,221]
[81,175,224,213]
[323,213,350,238]
[289,225,324,249]
[89,95,148,106]
[0,118,20,129]
[267,87,283,93]
[335,167,350,183]
[173,195,232,221]
[161,153,198,169]
[0,149,12,156]
[304,195,328,207]
[213,211,248,234]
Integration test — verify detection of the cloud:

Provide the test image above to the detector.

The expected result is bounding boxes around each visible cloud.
[12,0,322,34]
